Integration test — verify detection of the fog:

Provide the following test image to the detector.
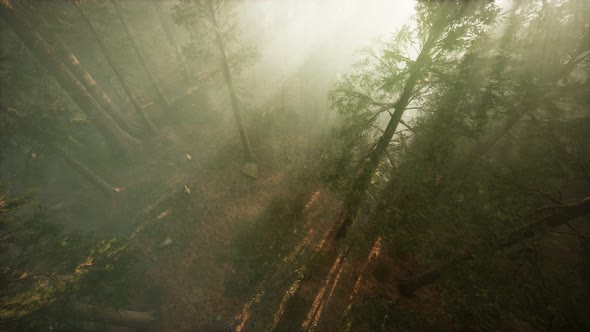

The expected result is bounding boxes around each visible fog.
[1,0,589,331]
[240,0,414,108]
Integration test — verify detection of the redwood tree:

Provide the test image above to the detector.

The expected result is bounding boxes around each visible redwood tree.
[331,1,499,239]
[0,0,138,154]
[173,0,259,164]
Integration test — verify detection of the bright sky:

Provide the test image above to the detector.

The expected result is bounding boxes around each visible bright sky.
[239,0,416,110]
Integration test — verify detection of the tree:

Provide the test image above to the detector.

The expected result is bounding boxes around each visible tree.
[356,1,590,327]
[398,196,590,296]
[72,0,158,135]
[153,0,190,83]
[0,185,151,329]
[20,2,144,138]
[0,102,120,197]
[0,0,139,154]
[173,0,259,167]
[331,1,499,239]
[110,0,172,114]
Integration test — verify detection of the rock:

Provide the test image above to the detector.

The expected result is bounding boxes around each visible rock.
[159,237,174,248]
[240,162,258,179]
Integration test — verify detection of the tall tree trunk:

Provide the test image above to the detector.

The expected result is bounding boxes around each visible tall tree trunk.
[335,20,447,240]
[73,0,158,134]
[54,145,120,197]
[429,2,520,198]
[51,144,120,197]
[206,0,256,162]
[0,0,138,153]
[37,20,143,137]
[110,0,172,113]
[152,0,189,82]
[0,102,119,198]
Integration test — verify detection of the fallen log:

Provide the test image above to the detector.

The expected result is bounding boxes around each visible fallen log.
[54,145,120,197]
[69,303,157,329]
[398,197,590,296]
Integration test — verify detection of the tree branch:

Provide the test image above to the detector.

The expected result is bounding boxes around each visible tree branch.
[399,119,417,134]
[398,196,590,296]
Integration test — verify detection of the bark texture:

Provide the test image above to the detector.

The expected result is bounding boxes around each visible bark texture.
[0,0,138,153]
[0,102,119,197]
[335,13,448,239]
[74,0,158,134]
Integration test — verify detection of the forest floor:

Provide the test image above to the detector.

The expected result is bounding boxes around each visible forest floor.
[15,83,588,331]
[85,92,444,331]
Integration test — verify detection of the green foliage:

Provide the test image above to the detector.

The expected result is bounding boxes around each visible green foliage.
[173,0,259,76]
[325,0,590,329]
[0,186,139,330]
[327,1,500,194]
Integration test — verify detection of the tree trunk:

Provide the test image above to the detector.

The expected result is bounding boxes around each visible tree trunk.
[206,0,256,162]
[0,0,138,154]
[335,24,445,240]
[110,0,172,113]
[69,303,157,328]
[73,0,158,134]
[55,146,119,197]
[152,0,190,82]
[398,197,590,296]
[0,102,119,198]
[38,21,143,137]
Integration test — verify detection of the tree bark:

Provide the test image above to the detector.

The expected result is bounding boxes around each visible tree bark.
[0,0,138,154]
[35,17,143,137]
[398,197,590,296]
[206,0,256,162]
[73,0,158,134]
[110,0,172,113]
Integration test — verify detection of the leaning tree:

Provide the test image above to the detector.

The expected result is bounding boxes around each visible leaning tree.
[0,0,139,154]
[331,1,499,239]
[173,0,259,176]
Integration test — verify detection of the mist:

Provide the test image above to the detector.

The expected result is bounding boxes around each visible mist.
[1,0,589,331]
